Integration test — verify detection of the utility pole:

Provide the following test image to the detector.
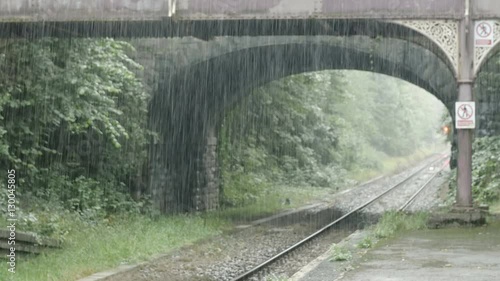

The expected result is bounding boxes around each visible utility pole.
[456,0,473,207]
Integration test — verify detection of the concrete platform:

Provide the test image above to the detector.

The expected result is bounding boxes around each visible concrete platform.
[297,223,500,281]
[427,208,488,228]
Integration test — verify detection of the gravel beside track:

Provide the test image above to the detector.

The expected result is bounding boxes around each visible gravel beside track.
[326,154,447,214]
[110,224,337,281]
[106,154,450,281]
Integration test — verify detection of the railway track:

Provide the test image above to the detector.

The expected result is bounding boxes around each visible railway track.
[231,153,449,281]
[398,156,450,212]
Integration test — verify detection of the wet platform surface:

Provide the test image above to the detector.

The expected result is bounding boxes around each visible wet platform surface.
[298,222,500,281]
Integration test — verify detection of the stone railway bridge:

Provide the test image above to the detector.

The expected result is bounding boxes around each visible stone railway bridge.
[1,0,500,212]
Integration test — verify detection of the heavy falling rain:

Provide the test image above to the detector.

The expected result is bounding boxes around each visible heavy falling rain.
[0,1,499,281]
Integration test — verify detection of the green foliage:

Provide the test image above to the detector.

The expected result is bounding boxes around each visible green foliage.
[220,70,447,207]
[340,72,445,157]
[18,210,76,241]
[1,214,225,281]
[220,72,350,192]
[374,211,428,239]
[214,185,321,222]
[0,38,154,236]
[266,275,289,281]
[221,172,269,207]
[357,236,374,249]
[473,54,500,165]
[471,137,500,203]
[448,136,500,205]
[37,169,149,216]
[330,244,352,261]
[1,39,149,179]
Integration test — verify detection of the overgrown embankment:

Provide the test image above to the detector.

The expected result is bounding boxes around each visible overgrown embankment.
[0,39,167,241]
[0,38,173,281]
[448,136,500,209]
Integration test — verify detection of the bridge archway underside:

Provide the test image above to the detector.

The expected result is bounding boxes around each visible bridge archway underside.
[149,36,456,212]
[154,36,456,121]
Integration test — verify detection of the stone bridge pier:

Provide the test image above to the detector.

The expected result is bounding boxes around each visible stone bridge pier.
[193,125,220,211]
[148,110,221,213]
[148,60,223,213]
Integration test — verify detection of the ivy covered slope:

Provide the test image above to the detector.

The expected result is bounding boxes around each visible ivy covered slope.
[447,137,500,208]
[471,137,500,204]
[0,39,154,236]
[220,70,446,207]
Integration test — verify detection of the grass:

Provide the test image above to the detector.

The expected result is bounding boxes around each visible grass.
[328,212,429,266]
[266,275,289,281]
[490,201,500,214]
[213,185,325,222]
[216,147,444,224]
[374,211,428,239]
[357,236,374,249]
[330,244,352,261]
[1,215,226,281]
[348,146,445,183]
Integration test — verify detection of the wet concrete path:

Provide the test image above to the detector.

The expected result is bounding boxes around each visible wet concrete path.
[298,222,500,281]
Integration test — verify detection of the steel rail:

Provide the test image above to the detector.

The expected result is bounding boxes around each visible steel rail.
[231,153,448,281]
[399,156,450,212]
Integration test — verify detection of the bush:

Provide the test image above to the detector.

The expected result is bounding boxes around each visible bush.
[357,236,374,249]
[471,137,500,203]
[222,172,269,207]
[374,211,428,238]
[448,136,500,205]
[0,38,156,234]
[330,244,352,261]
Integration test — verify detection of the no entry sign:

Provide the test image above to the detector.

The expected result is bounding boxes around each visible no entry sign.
[455,102,475,129]
[475,21,494,47]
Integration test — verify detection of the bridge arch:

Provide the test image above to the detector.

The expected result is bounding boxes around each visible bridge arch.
[149,36,456,212]
[184,19,459,77]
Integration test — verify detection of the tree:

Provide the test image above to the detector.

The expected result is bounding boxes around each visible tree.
[0,38,151,215]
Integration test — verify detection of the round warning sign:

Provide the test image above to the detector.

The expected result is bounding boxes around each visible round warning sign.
[457,104,473,119]
[476,22,492,38]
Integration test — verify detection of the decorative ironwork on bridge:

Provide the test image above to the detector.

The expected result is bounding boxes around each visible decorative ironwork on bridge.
[393,20,459,75]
